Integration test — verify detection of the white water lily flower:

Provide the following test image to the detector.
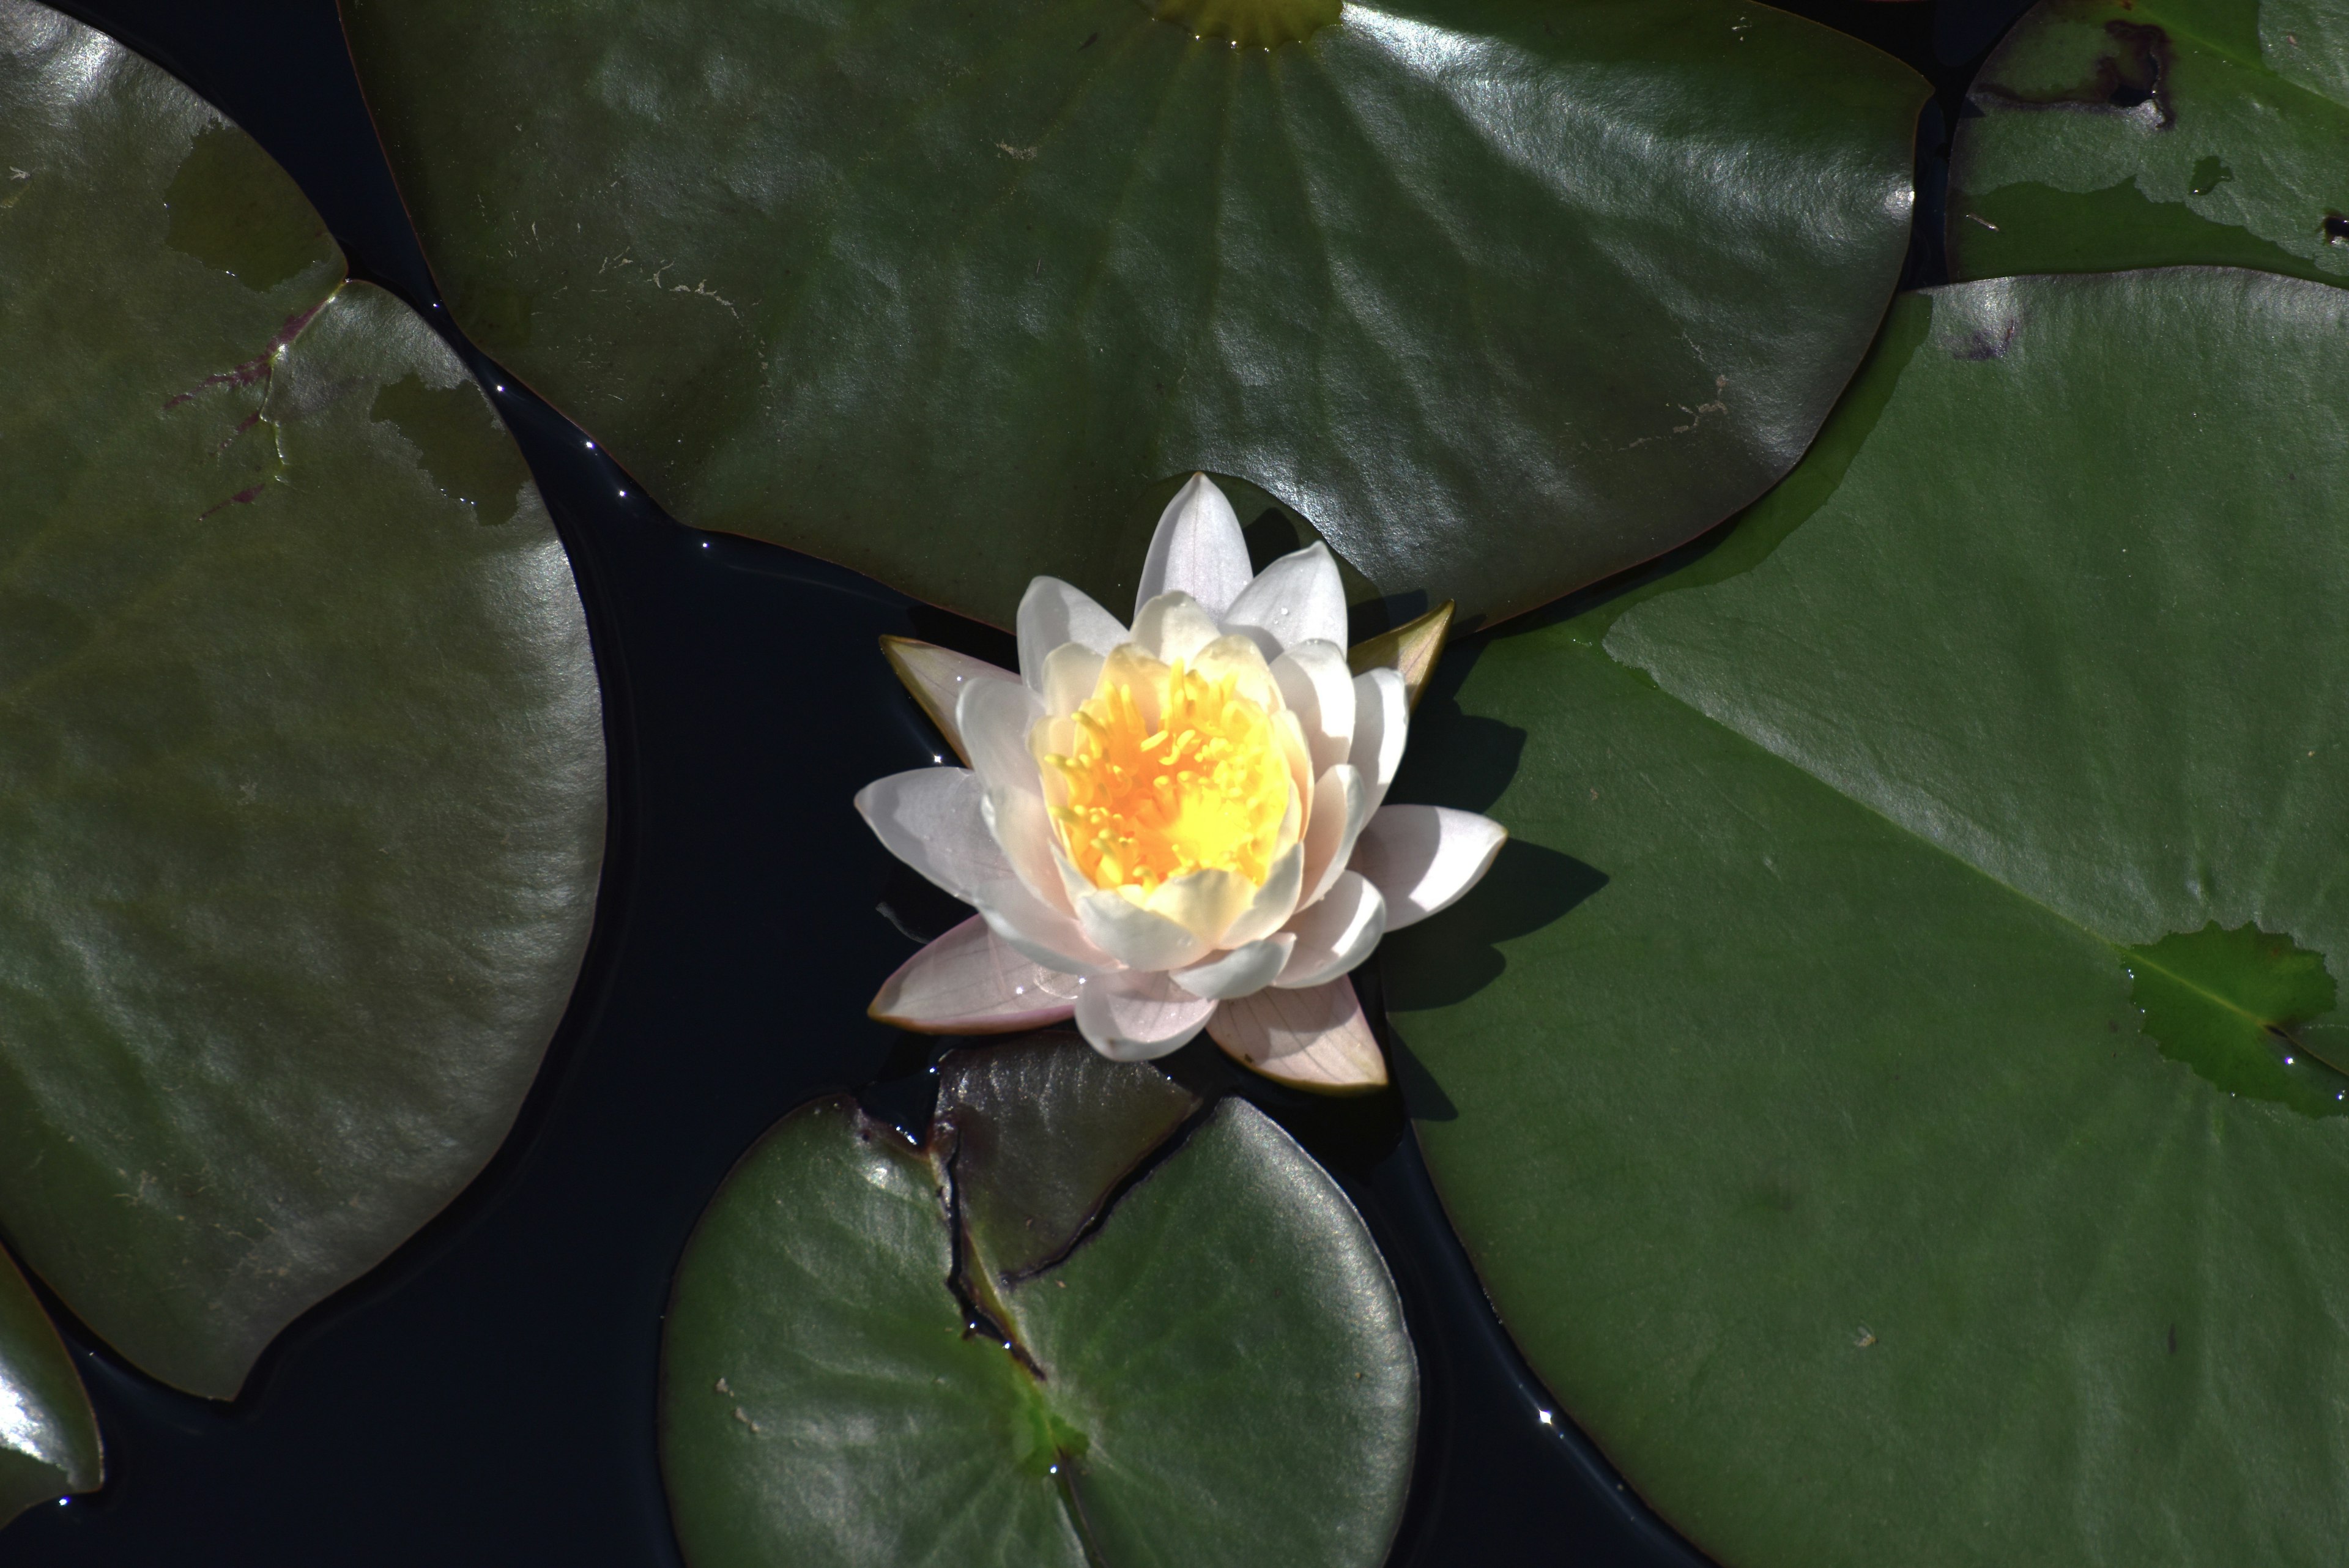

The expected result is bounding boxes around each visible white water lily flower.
[855,475,1507,1091]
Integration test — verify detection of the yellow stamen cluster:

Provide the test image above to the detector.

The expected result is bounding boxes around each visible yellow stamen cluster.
[1044,658,1290,895]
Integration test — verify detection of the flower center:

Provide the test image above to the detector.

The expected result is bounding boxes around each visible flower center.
[1044,657,1291,895]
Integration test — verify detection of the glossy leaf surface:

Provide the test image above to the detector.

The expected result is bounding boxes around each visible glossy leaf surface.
[0,1247,100,1523]
[1948,0,2349,282]
[663,1041,1415,1567]
[0,3,605,1398]
[342,0,1924,628]
[1385,271,2349,1566]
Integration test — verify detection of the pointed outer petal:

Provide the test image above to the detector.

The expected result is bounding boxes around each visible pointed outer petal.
[956,674,1045,796]
[1274,871,1387,990]
[1136,473,1252,620]
[981,785,1078,918]
[870,915,1080,1033]
[1171,934,1297,1001]
[1271,640,1357,777]
[1075,885,1216,971]
[1346,600,1454,714]
[1189,633,1280,713]
[1040,641,1105,719]
[879,636,1019,767]
[1074,968,1220,1062]
[853,768,1008,902]
[1016,577,1126,690]
[1209,976,1387,1093]
[1351,806,1509,931]
[1131,592,1224,667]
[1349,667,1410,814]
[1225,542,1347,659]
[974,891,1121,978]
[1299,764,1371,913]
[1220,805,1305,948]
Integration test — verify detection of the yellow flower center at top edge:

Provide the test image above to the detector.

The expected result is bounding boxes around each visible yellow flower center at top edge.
[1044,658,1291,896]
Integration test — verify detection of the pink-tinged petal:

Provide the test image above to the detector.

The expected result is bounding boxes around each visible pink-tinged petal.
[1131,592,1223,667]
[1225,542,1346,658]
[1017,577,1126,690]
[1298,764,1370,912]
[1074,970,1219,1061]
[1349,667,1409,812]
[973,893,1119,978]
[1275,871,1386,989]
[956,675,1045,796]
[1041,642,1104,718]
[1137,474,1252,620]
[853,768,1009,902]
[1219,828,1304,948]
[981,786,1077,917]
[1171,934,1296,1001]
[880,637,1019,766]
[1270,640,1356,776]
[870,916,1078,1033]
[1075,886,1216,971]
[1209,976,1386,1093]
[1351,806,1508,931]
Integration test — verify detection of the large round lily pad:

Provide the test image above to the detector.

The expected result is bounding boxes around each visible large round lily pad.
[0,1,604,1399]
[0,1247,100,1525]
[1383,269,2349,1566]
[341,0,1925,628]
[1948,0,2349,283]
[662,1039,1416,1567]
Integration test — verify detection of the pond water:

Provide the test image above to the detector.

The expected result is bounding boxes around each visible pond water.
[0,0,2028,1560]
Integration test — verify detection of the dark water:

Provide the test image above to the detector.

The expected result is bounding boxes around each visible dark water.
[0,1,2030,1561]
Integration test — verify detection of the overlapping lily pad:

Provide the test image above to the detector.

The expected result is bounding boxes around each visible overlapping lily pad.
[341,0,1925,628]
[662,1039,1416,1567]
[1948,0,2349,281]
[1384,270,2349,1565]
[0,1,604,1400]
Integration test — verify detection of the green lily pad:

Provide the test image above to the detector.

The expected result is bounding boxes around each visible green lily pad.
[0,6,604,1399]
[0,1247,100,1523]
[341,0,1925,628]
[662,1039,1416,1567]
[1948,0,2349,282]
[1383,269,2349,1566]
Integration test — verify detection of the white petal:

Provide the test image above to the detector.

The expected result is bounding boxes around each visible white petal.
[1017,577,1126,691]
[870,916,1078,1033]
[854,768,1009,903]
[1209,977,1386,1092]
[981,786,1077,918]
[1349,667,1409,812]
[880,637,1019,766]
[1219,831,1304,948]
[973,893,1119,978]
[1270,641,1356,777]
[1298,764,1370,912]
[1131,592,1223,667]
[1351,806,1508,931]
[1041,642,1105,718]
[1140,865,1253,948]
[1189,633,1280,713]
[1075,970,1219,1061]
[1075,886,1216,971]
[1225,542,1346,658]
[1171,934,1296,1001]
[1275,871,1386,989]
[957,675,1045,796]
[1137,474,1252,620]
